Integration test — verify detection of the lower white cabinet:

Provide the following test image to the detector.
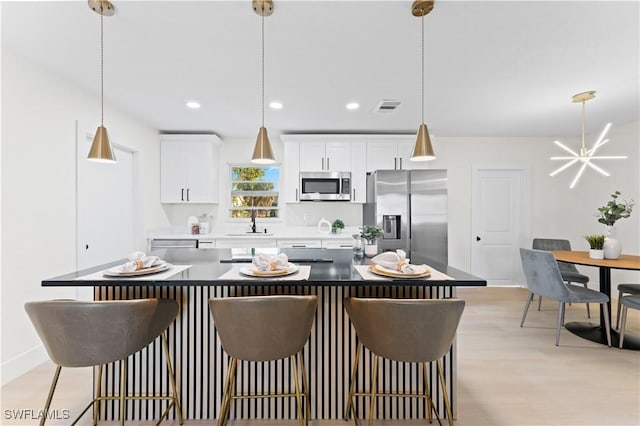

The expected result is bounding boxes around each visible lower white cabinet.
[322,239,354,249]
[215,239,277,249]
[277,239,322,248]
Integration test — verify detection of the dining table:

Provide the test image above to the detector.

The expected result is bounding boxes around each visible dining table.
[552,250,640,350]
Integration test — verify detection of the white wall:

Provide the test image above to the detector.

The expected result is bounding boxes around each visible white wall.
[0,49,169,385]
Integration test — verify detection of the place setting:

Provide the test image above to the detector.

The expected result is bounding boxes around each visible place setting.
[217,253,311,281]
[354,250,453,281]
[76,252,191,281]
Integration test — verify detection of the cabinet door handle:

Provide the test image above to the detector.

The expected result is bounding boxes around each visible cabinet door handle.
[352,188,355,200]
[394,157,397,169]
[399,158,403,169]
[296,188,299,201]
[186,188,190,201]
[292,245,306,248]
[181,188,184,201]
[327,157,330,170]
[321,157,324,170]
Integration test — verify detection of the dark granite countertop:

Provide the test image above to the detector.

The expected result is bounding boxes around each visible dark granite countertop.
[42,248,486,287]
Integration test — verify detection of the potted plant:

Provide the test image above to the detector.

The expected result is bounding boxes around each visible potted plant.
[360,225,383,257]
[584,234,605,259]
[596,191,634,259]
[331,219,345,234]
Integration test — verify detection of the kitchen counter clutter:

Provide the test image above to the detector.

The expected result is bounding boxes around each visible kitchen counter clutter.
[41,248,485,422]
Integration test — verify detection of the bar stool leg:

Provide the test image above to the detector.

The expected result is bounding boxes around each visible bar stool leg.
[291,354,304,426]
[297,351,311,426]
[160,332,184,425]
[421,362,434,423]
[345,342,362,422]
[93,364,103,426]
[39,365,62,426]
[436,360,453,426]
[521,292,534,327]
[119,359,127,426]
[368,354,379,426]
[221,358,237,426]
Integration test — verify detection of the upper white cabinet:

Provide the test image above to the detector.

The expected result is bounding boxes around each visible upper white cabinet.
[366,138,428,172]
[350,142,367,203]
[282,142,300,203]
[160,134,221,203]
[299,141,351,172]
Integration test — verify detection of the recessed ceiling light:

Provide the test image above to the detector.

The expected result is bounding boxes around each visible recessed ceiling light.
[346,102,360,110]
[269,101,283,110]
[186,101,201,109]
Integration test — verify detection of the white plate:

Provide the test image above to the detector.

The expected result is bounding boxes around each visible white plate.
[368,264,430,278]
[104,262,171,277]
[239,263,299,277]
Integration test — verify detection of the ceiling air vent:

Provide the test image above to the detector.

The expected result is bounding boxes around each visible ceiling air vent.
[375,99,401,113]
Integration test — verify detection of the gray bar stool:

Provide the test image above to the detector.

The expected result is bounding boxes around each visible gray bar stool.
[24,299,183,426]
[209,295,317,426]
[343,297,465,426]
[618,295,640,349]
[615,284,640,329]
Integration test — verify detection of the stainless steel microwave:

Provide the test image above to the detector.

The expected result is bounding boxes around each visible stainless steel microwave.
[299,171,351,201]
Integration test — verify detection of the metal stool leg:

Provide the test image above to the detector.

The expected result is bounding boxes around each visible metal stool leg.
[367,354,379,426]
[616,290,624,329]
[298,351,311,426]
[39,365,62,426]
[437,359,453,426]
[345,342,362,423]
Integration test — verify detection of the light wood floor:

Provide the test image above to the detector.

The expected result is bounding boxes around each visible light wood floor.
[2,287,639,425]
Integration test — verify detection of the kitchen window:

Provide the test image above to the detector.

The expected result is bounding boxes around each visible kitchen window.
[230,165,280,219]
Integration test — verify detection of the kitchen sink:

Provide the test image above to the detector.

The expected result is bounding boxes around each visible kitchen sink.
[225,232,274,236]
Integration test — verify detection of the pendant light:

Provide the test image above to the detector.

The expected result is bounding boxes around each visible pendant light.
[87,0,116,163]
[550,91,627,188]
[410,0,436,162]
[251,0,276,164]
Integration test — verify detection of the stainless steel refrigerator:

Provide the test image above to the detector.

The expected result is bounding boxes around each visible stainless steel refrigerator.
[363,169,448,264]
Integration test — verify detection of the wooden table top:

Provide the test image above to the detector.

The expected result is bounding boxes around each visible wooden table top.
[552,250,640,271]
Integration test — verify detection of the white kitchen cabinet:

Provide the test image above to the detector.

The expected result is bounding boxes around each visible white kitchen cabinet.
[277,239,322,248]
[282,142,300,203]
[215,239,277,249]
[321,239,353,249]
[350,141,367,203]
[160,134,221,203]
[299,141,351,172]
[366,138,428,172]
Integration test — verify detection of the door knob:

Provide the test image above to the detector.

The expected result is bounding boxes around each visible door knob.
[476,236,481,241]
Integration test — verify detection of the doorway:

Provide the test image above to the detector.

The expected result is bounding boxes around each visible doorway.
[76,121,136,289]
[471,167,530,286]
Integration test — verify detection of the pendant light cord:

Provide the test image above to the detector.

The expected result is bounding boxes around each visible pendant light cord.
[581,100,586,153]
[100,10,104,127]
[421,14,424,125]
[261,11,265,128]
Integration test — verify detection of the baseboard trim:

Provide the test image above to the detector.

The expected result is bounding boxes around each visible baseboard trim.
[1,344,47,386]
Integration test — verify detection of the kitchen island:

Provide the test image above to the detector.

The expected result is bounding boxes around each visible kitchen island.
[42,248,485,422]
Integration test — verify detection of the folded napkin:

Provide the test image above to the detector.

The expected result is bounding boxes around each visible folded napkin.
[252,253,289,272]
[371,249,419,274]
[121,252,161,272]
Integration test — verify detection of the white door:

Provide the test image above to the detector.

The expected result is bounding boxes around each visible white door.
[471,168,528,286]
[77,125,135,272]
[160,140,186,203]
[366,141,397,171]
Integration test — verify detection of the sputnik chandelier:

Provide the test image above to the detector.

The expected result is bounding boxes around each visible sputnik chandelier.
[550,91,627,189]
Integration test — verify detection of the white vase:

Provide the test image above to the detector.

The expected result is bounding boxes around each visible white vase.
[364,242,378,258]
[589,249,604,260]
[603,226,622,259]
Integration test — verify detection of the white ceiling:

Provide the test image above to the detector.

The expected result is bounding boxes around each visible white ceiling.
[2,0,639,140]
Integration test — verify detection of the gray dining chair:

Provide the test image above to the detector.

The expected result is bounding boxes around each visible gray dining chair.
[618,295,640,349]
[519,248,611,347]
[615,284,640,329]
[343,297,465,426]
[209,295,317,426]
[24,299,183,426]
[532,238,591,317]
